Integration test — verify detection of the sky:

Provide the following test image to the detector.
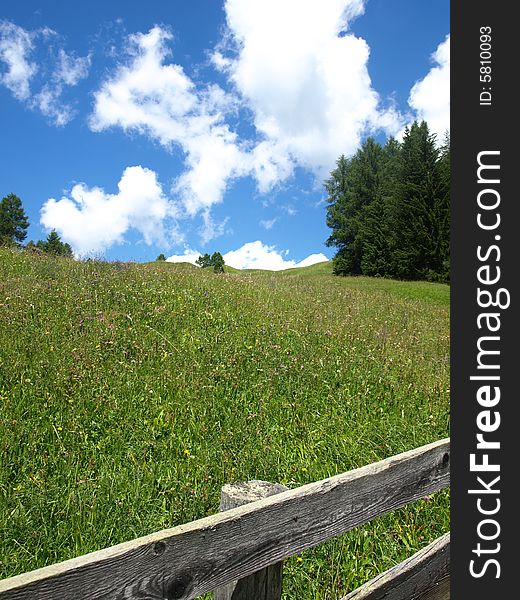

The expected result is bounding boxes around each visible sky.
[0,0,449,270]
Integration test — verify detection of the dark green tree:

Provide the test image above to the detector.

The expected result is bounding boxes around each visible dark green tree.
[195,252,225,272]
[326,138,387,275]
[43,230,73,257]
[0,193,29,245]
[359,137,400,277]
[325,155,356,275]
[435,132,451,281]
[325,121,450,282]
[195,253,211,268]
[210,251,225,273]
[156,253,166,261]
[386,121,443,280]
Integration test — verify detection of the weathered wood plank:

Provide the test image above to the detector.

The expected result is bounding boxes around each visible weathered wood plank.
[213,481,288,600]
[416,576,449,600]
[341,533,450,600]
[0,438,450,600]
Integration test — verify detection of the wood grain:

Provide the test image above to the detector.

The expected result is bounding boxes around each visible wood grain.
[341,533,450,600]
[213,481,288,600]
[0,438,450,600]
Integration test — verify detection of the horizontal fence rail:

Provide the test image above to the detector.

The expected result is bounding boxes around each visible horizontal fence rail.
[341,532,450,600]
[0,438,450,600]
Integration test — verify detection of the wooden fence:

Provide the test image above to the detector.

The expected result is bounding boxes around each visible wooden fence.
[0,438,450,600]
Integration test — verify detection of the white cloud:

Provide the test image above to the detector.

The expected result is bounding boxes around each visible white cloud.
[40,166,178,257]
[90,27,248,217]
[90,27,197,140]
[199,209,230,245]
[0,20,37,100]
[55,48,90,86]
[90,8,406,227]
[0,21,90,125]
[408,35,450,140]
[166,241,328,270]
[223,240,327,270]
[32,85,73,126]
[217,0,403,180]
[166,248,202,265]
[296,253,329,268]
[33,50,90,126]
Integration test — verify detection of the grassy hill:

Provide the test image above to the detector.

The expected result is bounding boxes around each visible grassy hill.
[0,248,449,597]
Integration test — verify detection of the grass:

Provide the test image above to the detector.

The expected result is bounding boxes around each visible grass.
[0,248,449,598]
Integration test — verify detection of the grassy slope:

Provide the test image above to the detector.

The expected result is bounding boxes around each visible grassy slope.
[0,249,449,598]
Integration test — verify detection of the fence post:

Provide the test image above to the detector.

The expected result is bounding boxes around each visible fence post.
[213,480,288,600]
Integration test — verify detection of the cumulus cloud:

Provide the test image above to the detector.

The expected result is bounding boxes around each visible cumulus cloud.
[167,241,328,270]
[217,0,403,179]
[223,240,328,271]
[166,248,202,265]
[90,26,248,216]
[0,21,90,125]
[40,166,178,257]
[0,20,37,100]
[90,5,405,225]
[408,35,450,140]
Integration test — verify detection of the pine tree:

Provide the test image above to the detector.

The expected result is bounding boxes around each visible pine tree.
[386,121,441,280]
[435,132,450,281]
[325,121,450,282]
[210,251,225,273]
[326,139,387,275]
[195,252,225,272]
[325,155,354,274]
[45,230,72,256]
[359,137,400,277]
[33,230,74,257]
[0,193,29,245]
[195,253,211,268]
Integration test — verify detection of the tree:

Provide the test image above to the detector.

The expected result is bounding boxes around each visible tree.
[435,132,451,281]
[325,155,356,275]
[359,137,400,277]
[156,253,166,261]
[386,121,442,280]
[44,230,73,257]
[326,139,387,275]
[210,251,225,273]
[325,121,450,282]
[29,230,73,257]
[0,193,29,246]
[195,253,211,268]
[195,251,225,272]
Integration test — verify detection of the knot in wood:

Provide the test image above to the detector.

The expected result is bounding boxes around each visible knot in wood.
[153,541,166,556]
[165,573,192,599]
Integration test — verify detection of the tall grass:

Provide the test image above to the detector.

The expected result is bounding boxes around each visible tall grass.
[0,248,449,598]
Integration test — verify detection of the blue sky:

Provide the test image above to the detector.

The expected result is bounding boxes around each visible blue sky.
[0,0,449,269]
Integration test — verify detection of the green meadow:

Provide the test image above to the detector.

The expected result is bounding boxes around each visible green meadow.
[0,248,450,598]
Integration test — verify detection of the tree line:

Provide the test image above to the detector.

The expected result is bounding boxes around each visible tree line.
[325,121,450,282]
[0,193,72,256]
